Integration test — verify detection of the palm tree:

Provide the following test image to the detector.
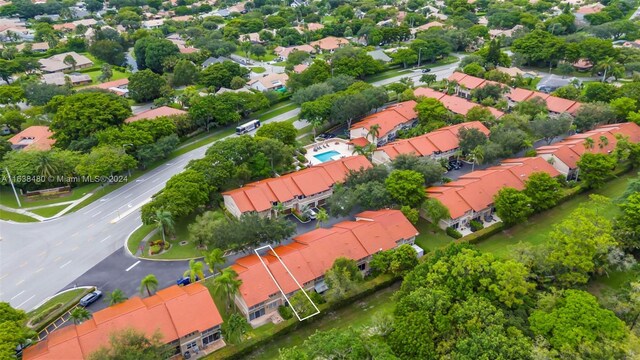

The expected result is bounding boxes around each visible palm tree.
[139,274,159,297]
[213,268,242,310]
[204,248,225,276]
[596,57,616,83]
[272,202,285,218]
[106,289,127,306]
[310,117,325,139]
[222,313,250,344]
[184,259,205,283]
[470,146,484,172]
[367,124,381,143]
[69,307,92,324]
[35,152,57,178]
[153,209,174,248]
[315,208,329,228]
[584,137,595,150]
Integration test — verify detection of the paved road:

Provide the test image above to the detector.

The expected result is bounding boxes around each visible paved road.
[0,57,462,311]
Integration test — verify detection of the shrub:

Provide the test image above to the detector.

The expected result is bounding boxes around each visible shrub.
[30,303,63,325]
[164,242,170,250]
[446,227,463,239]
[309,291,326,305]
[470,220,484,232]
[278,305,293,320]
[296,154,307,163]
[150,244,162,254]
[299,147,307,155]
[524,149,537,157]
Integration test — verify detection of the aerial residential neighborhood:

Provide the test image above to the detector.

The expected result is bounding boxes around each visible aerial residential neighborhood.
[1,0,640,357]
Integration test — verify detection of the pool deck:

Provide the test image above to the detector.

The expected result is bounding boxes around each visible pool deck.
[304,138,356,165]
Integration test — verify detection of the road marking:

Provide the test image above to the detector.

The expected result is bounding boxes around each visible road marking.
[54,256,62,262]
[38,251,46,257]
[71,246,79,251]
[125,261,140,272]
[17,295,35,308]
[11,290,24,300]
[55,241,63,246]
[59,260,72,269]
[15,279,25,286]
[152,178,160,183]
[35,267,44,274]
[20,261,28,268]
[124,193,132,199]
[100,235,111,243]
[0,274,7,281]
[71,232,79,237]
[91,211,102,218]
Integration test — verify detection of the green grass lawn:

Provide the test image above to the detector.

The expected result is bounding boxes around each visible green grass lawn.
[475,173,635,258]
[0,183,100,209]
[80,68,129,84]
[414,218,455,253]
[0,209,38,222]
[29,204,70,218]
[233,50,276,62]
[251,66,266,74]
[126,224,157,255]
[245,283,400,359]
[27,287,93,328]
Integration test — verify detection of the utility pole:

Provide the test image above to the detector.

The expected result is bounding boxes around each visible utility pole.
[5,167,21,208]
[418,48,422,68]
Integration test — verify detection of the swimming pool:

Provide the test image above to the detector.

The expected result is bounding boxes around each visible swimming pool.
[313,150,341,163]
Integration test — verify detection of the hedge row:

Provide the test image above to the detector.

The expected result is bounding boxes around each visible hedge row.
[29,287,95,333]
[209,274,399,360]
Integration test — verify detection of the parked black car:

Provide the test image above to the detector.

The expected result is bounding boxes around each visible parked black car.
[177,276,199,286]
[422,68,432,73]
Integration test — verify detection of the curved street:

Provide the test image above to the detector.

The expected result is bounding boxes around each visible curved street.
[0,60,460,311]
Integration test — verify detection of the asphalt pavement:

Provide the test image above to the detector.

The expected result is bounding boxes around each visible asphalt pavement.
[0,57,462,311]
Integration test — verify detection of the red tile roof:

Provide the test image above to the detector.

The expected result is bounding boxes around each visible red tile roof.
[349,137,370,147]
[85,78,129,96]
[506,88,582,114]
[125,106,187,123]
[223,156,372,214]
[8,126,56,151]
[536,122,640,169]
[350,101,418,138]
[24,284,222,360]
[309,36,349,51]
[413,88,504,117]
[426,157,560,219]
[233,209,418,307]
[376,121,490,160]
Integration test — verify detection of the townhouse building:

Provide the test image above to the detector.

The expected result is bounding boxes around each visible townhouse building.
[230,209,418,326]
[413,87,504,118]
[371,121,490,164]
[222,156,372,219]
[349,100,418,146]
[24,284,224,360]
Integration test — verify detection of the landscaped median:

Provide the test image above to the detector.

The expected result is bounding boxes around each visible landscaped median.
[203,274,399,360]
[27,287,95,335]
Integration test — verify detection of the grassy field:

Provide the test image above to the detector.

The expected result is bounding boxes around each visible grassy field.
[245,283,400,359]
[126,224,157,255]
[251,66,266,74]
[27,287,93,328]
[0,209,38,222]
[29,204,70,218]
[233,50,277,62]
[81,68,129,83]
[475,173,634,258]
[0,183,100,209]
[414,218,454,253]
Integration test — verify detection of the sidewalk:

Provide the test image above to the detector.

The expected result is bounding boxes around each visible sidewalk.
[1,191,96,221]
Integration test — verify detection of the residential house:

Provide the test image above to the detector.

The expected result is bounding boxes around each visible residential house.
[142,19,165,29]
[309,36,350,53]
[572,58,593,71]
[293,64,308,73]
[273,44,315,59]
[367,49,392,63]
[426,157,561,230]
[16,42,49,52]
[0,18,34,41]
[293,22,324,33]
[447,72,502,99]
[231,209,418,325]
[410,21,445,36]
[222,155,372,219]
[372,121,490,164]
[247,73,289,92]
[85,78,129,96]
[125,106,187,123]
[488,25,523,39]
[413,87,504,118]
[505,87,581,115]
[241,32,263,43]
[41,72,92,86]
[202,56,231,68]
[536,122,640,179]
[39,52,93,73]
[8,126,56,151]
[495,66,537,79]
[23,284,225,360]
[349,101,418,146]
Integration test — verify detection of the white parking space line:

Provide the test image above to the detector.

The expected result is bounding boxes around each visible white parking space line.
[11,290,24,300]
[125,261,140,272]
[100,235,111,243]
[17,295,35,308]
[59,260,72,269]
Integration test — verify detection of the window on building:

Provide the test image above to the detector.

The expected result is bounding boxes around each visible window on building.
[249,308,266,320]
[357,263,366,271]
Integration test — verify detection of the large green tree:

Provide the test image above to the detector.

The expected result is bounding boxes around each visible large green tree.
[88,328,172,359]
[524,172,562,212]
[256,121,297,146]
[128,69,169,103]
[494,187,533,226]
[577,153,617,189]
[49,92,132,149]
[385,170,426,208]
[75,146,137,178]
[0,302,34,359]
